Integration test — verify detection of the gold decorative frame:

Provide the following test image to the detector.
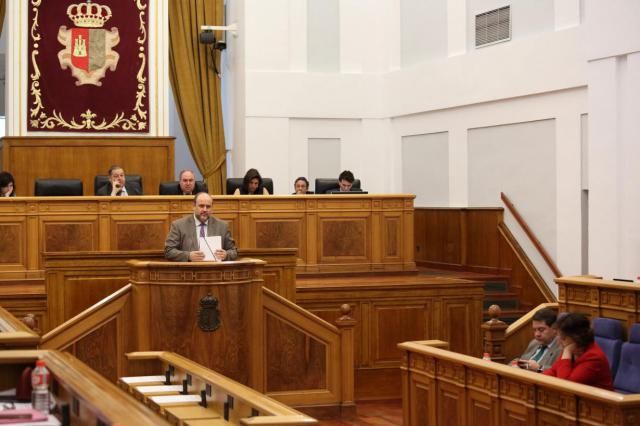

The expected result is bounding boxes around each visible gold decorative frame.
[28,0,148,132]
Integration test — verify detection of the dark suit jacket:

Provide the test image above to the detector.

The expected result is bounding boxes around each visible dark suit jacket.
[96,182,142,196]
[164,214,237,262]
[161,184,192,195]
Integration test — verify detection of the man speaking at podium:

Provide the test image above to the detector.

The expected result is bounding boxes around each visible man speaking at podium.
[164,192,238,262]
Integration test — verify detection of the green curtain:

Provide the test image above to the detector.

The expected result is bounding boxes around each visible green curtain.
[168,0,226,194]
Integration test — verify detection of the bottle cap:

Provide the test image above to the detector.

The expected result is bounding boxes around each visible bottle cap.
[35,359,46,367]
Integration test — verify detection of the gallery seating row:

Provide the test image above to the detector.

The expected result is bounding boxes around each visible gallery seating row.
[32,177,210,196]
[29,177,367,196]
[593,318,640,394]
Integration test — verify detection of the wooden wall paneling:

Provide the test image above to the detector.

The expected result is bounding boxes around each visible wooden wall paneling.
[318,212,371,267]
[265,312,328,392]
[1,137,175,196]
[43,251,163,330]
[441,298,482,356]
[465,209,502,271]
[556,277,640,329]
[382,212,402,264]
[40,215,99,253]
[110,214,169,250]
[0,216,27,271]
[418,209,463,268]
[370,301,428,366]
[408,372,434,426]
[250,213,306,255]
[305,199,319,272]
[71,317,120,382]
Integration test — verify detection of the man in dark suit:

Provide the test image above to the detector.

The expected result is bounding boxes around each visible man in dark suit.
[164,192,237,262]
[324,170,360,193]
[96,165,142,196]
[514,307,561,372]
[162,169,200,195]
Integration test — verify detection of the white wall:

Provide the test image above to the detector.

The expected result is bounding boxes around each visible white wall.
[223,0,640,281]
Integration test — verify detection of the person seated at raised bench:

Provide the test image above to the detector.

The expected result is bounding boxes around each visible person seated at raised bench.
[0,171,16,197]
[160,169,206,195]
[96,165,142,196]
[234,168,270,195]
[544,312,613,390]
[293,177,312,194]
[513,307,561,372]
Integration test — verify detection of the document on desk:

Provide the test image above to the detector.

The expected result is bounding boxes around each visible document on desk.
[198,236,222,261]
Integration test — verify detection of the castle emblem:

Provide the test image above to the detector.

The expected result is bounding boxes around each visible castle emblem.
[57,1,120,86]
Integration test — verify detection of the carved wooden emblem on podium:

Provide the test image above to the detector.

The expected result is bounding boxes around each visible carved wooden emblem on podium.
[198,293,220,332]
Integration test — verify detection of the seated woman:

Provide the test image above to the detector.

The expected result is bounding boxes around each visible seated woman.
[0,171,16,197]
[544,312,613,390]
[293,177,311,194]
[234,168,270,195]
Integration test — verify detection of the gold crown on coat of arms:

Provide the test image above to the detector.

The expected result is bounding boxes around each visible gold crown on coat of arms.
[66,1,112,28]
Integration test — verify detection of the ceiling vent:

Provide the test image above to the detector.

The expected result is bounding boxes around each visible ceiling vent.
[475,6,511,48]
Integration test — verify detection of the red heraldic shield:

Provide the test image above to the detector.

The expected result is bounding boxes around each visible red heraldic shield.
[70,28,108,72]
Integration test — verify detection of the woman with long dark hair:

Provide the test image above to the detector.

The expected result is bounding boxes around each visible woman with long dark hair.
[0,172,16,197]
[544,313,613,390]
[234,168,270,195]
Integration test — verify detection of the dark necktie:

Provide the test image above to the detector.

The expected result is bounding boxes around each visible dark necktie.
[199,222,206,238]
[530,345,547,362]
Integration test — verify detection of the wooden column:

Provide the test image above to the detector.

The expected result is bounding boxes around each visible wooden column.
[335,304,356,418]
[481,304,508,362]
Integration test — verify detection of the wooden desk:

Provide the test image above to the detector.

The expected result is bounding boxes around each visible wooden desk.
[400,340,640,426]
[0,349,169,425]
[556,276,640,328]
[122,351,317,425]
[0,194,415,279]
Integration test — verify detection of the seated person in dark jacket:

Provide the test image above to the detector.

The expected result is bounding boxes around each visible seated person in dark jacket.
[96,165,142,196]
[0,171,16,197]
[544,312,613,390]
[325,170,359,193]
[163,169,199,195]
[233,168,270,195]
[293,177,312,194]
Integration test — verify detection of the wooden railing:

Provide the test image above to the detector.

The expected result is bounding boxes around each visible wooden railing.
[262,288,355,417]
[0,350,168,425]
[123,351,318,425]
[37,265,356,415]
[400,340,640,426]
[501,192,562,278]
[0,305,41,348]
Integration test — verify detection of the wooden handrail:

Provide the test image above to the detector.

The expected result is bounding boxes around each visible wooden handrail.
[500,192,562,277]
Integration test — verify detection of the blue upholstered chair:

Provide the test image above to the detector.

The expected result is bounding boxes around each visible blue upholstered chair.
[613,324,640,394]
[593,317,624,377]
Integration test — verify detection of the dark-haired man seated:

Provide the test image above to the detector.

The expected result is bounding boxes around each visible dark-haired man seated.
[325,170,359,193]
[513,307,561,372]
[96,165,142,196]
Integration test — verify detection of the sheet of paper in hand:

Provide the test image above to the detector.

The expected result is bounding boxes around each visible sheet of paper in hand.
[199,236,222,261]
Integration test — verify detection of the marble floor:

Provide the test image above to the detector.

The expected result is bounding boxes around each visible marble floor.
[317,400,403,426]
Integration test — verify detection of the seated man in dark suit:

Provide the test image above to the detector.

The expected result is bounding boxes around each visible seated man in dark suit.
[163,169,199,195]
[96,165,142,196]
[513,307,561,372]
[325,170,357,193]
[164,192,237,262]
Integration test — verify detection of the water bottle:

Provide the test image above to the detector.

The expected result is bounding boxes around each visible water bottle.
[482,352,492,361]
[31,359,50,414]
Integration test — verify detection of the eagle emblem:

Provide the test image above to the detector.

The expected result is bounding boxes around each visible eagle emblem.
[57,1,119,86]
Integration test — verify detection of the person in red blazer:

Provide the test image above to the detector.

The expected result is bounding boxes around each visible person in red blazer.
[544,313,613,390]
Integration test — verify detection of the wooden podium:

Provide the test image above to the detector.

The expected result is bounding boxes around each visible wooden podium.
[128,259,265,389]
